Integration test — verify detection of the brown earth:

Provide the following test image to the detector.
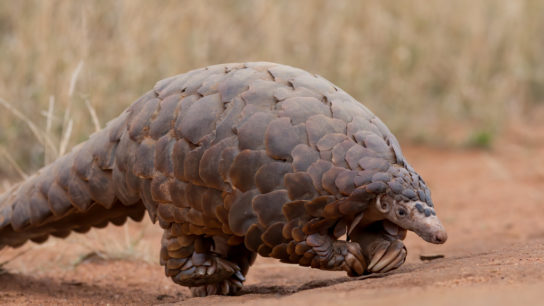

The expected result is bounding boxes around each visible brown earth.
[0,125,543,305]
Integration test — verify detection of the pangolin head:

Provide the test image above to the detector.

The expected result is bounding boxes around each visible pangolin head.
[350,164,447,244]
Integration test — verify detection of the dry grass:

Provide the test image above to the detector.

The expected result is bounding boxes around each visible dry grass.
[0,0,543,179]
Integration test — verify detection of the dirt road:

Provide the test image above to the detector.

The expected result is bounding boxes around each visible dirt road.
[1,129,543,305]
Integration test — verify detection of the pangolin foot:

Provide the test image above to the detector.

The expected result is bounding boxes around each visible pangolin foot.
[189,274,245,297]
[366,239,407,273]
[305,233,366,276]
[170,253,245,296]
[341,241,367,276]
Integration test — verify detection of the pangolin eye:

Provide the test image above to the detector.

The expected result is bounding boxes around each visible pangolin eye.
[397,208,407,217]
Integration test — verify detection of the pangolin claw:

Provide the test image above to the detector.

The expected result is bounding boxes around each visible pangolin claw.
[380,247,407,273]
[367,240,389,270]
[173,254,242,287]
[343,242,366,276]
[190,277,243,297]
[367,240,407,273]
[233,270,245,282]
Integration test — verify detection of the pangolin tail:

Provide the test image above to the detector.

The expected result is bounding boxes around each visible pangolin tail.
[0,102,151,249]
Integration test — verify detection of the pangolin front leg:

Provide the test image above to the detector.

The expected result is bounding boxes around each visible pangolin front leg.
[349,221,407,273]
[247,228,366,277]
[160,225,256,296]
[298,233,366,276]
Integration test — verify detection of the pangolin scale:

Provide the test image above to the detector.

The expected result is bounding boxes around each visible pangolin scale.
[0,62,446,296]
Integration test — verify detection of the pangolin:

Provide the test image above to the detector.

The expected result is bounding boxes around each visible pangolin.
[0,62,447,296]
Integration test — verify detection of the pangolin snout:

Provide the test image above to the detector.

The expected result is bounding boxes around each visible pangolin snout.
[430,228,447,244]
[419,218,447,244]
[411,214,448,244]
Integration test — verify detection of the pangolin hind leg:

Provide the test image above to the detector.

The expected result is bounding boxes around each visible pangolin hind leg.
[349,221,407,273]
[190,238,257,297]
[160,226,256,296]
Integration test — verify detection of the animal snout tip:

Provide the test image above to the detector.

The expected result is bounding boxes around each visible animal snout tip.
[432,230,447,244]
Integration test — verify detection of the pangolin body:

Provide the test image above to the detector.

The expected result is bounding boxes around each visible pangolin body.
[0,62,446,296]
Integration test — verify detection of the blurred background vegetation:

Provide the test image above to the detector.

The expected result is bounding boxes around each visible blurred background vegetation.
[0,0,543,181]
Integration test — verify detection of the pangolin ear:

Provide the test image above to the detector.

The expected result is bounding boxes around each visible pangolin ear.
[375,195,390,214]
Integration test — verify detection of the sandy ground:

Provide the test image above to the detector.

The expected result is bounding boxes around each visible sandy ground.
[0,125,543,305]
